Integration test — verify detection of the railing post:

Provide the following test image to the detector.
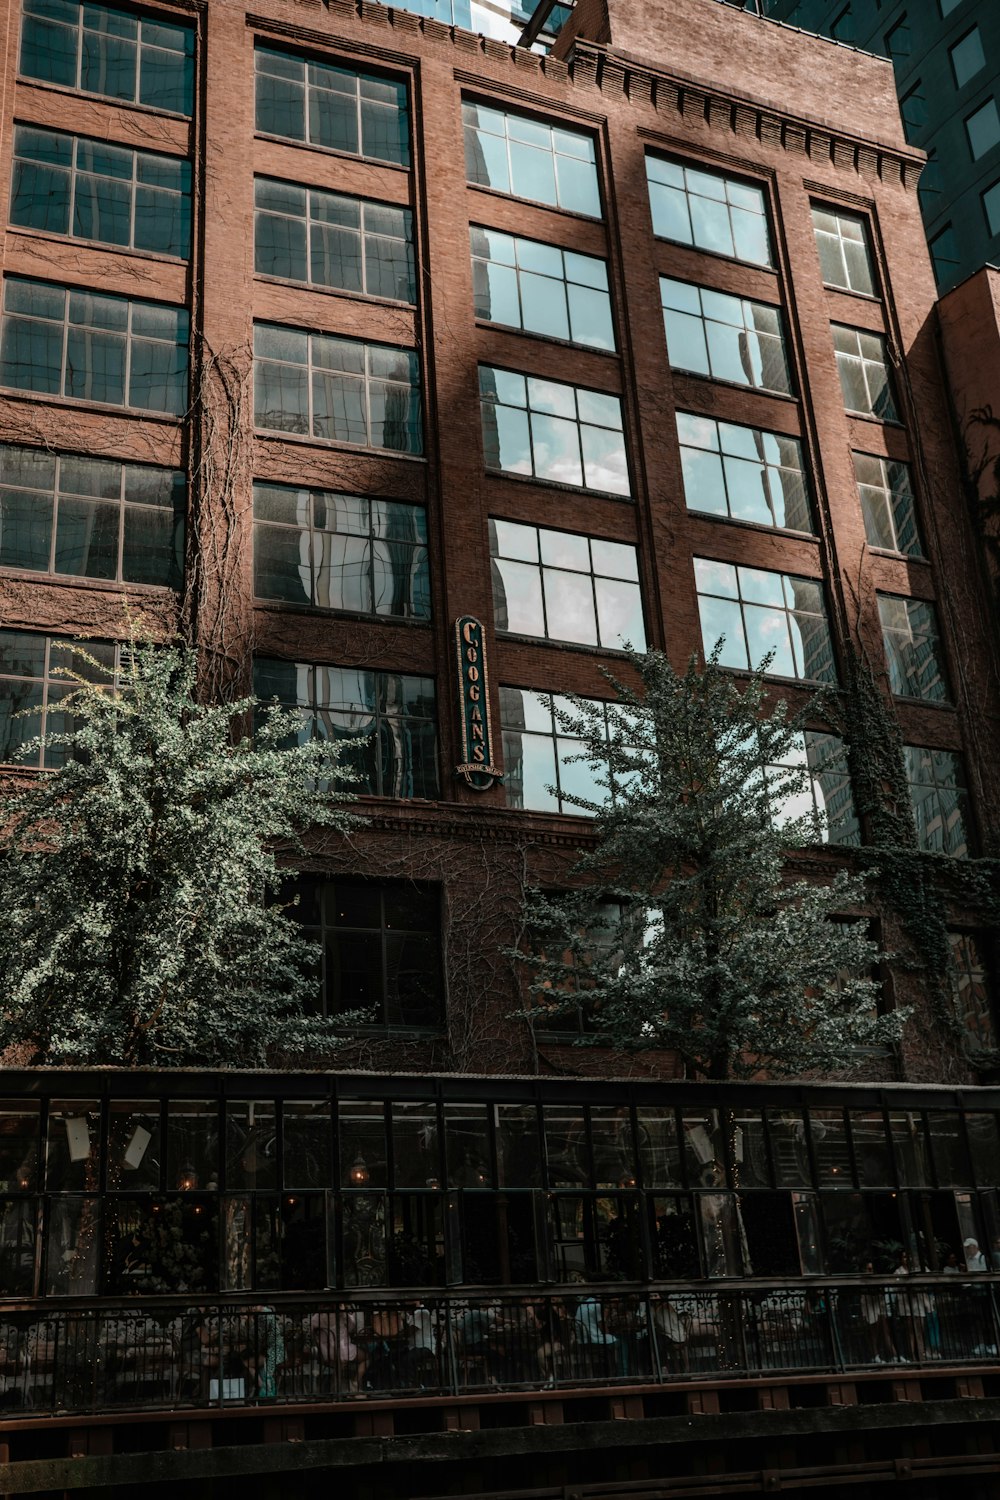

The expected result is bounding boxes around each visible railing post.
[445,1298,460,1396]
[645,1294,663,1385]
[828,1287,846,1373]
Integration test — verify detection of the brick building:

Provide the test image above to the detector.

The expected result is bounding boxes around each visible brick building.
[3,0,1000,1494]
[762,0,1000,292]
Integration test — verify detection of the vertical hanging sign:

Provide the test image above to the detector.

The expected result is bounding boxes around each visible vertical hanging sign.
[454,616,502,791]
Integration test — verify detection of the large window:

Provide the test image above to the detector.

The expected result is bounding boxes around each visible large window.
[479,366,628,495]
[877,594,949,703]
[811,206,875,296]
[254,179,414,303]
[645,157,772,268]
[255,47,409,167]
[289,877,443,1028]
[853,453,922,556]
[676,412,812,532]
[831,324,898,421]
[254,659,439,800]
[0,277,188,415]
[500,687,617,815]
[470,227,614,351]
[527,905,626,1035]
[0,631,117,767]
[10,126,191,259]
[490,519,645,650]
[765,731,859,847]
[253,483,428,619]
[661,280,792,395]
[253,324,422,455]
[951,27,986,89]
[463,101,600,218]
[694,558,836,683]
[19,0,194,116]
[0,445,183,587]
[904,746,970,857]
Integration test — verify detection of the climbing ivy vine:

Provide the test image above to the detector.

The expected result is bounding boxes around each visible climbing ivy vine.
[842,650,1000,1069]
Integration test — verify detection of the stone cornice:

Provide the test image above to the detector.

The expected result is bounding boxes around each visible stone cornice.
[570,41,925,191]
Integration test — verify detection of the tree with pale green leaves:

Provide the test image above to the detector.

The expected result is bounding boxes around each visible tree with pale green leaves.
[521,645,905,1080]
[0,638,356,1066]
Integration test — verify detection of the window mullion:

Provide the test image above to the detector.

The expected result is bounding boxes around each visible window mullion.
[49,461,60,574]
[40,636,52,766]
[116,468,126,583]
[306,334,315,438]
[587,541,600,647]
[129,154,139,252]
[355,220,366,297]
[366,500,376,615]
[307,494,319,607]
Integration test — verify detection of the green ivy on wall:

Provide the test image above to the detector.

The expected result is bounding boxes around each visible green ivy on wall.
[842,651,1000,1069]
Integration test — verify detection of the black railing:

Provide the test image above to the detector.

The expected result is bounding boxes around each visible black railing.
[1,1279,998,1416]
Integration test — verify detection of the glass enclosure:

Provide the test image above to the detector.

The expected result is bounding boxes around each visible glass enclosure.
[4,1080,1000,1299]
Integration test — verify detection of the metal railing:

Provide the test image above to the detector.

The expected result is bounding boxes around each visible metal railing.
[1,1279,997,1416]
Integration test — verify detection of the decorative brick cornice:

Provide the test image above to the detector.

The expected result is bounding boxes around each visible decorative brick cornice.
[245,5,923,192]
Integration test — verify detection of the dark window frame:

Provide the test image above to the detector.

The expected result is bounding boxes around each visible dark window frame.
[288,875,445,1030]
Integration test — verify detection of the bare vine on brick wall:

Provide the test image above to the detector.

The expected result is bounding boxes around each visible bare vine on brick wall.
[184,339,255,703]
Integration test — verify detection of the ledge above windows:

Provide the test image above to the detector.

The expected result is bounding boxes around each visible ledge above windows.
[20,1,195,118]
